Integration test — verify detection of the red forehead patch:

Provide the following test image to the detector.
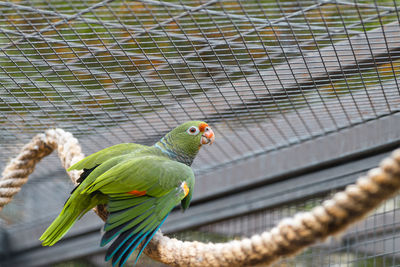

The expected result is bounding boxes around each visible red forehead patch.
[199,123,208,132]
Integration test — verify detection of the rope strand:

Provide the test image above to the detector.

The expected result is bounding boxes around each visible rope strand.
[1,129,400,266]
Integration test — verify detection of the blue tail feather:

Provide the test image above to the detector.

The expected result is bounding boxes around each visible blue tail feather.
[112,214,169,267]
[102,219,133,247]
[104,193,176,267]
[118,231,151,267]
[111,230,147,267]
[102,203,155,247]
[105,216,156,261]
[105,224,141,261]
[111,232,144,267]
[134,213,170,265]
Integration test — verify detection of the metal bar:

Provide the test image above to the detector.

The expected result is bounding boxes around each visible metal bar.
[0,7,266,88]
[0,0,116,50]
[120,1,391,89]
[0,46,132,82]
[0,0,272,50]
[220,21,400,113]
[138,0,328,30]
[335,0,396,11]
[108,22,400,152]
[110,1,384,101]
[0,25,170,71]
[112,1,328,86]
[0,0,268,70]
[193,110,400,201]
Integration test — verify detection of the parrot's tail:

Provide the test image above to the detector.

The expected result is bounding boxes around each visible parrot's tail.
[40,192,103,246]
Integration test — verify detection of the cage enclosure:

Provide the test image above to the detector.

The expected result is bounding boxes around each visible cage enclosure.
[1,0,400,266]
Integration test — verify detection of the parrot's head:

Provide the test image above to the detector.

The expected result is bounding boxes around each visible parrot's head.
[156,121,215,165]
[170,120,215,148]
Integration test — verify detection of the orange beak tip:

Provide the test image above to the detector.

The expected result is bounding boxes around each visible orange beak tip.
[199,126,215,146]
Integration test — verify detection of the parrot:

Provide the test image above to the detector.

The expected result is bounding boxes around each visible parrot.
[39,121,215,267]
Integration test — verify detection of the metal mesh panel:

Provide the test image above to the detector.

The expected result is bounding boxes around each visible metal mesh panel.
[1,0,400,265]
[1,0,399,172]
[173,194,400,266]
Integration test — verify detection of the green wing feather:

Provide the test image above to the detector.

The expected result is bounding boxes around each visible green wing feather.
[40,143,144,247]
[68,143,145,171]
[80,155,194,196]
[68,143,146,193]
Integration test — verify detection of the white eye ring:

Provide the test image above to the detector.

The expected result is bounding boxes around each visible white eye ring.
[187,126,200,135]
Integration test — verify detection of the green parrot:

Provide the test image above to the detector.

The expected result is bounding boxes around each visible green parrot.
[40,121,215,267]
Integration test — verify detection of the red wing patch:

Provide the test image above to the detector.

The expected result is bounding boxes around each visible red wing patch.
[127,190,147,196]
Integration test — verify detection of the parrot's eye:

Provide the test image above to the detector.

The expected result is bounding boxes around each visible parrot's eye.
[187,126,200,135]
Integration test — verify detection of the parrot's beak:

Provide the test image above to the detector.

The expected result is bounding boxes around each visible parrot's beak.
[200,126,215,145]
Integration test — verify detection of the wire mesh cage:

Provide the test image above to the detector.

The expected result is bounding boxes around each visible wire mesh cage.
[1,0,400,266]
[178,194,400,266]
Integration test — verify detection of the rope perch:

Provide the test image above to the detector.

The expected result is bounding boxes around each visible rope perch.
[1,129,400,266]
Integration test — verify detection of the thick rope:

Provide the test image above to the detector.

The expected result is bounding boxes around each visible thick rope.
[1,129,400,266]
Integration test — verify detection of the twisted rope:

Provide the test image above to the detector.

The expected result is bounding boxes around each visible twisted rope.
[1,129,400,266]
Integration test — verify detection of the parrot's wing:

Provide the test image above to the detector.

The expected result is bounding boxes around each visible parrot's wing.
[82,156,194,267]
[103,187,187,267]
[68,143,145,171]
[67,143,146,194]
[81,155,195,197]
